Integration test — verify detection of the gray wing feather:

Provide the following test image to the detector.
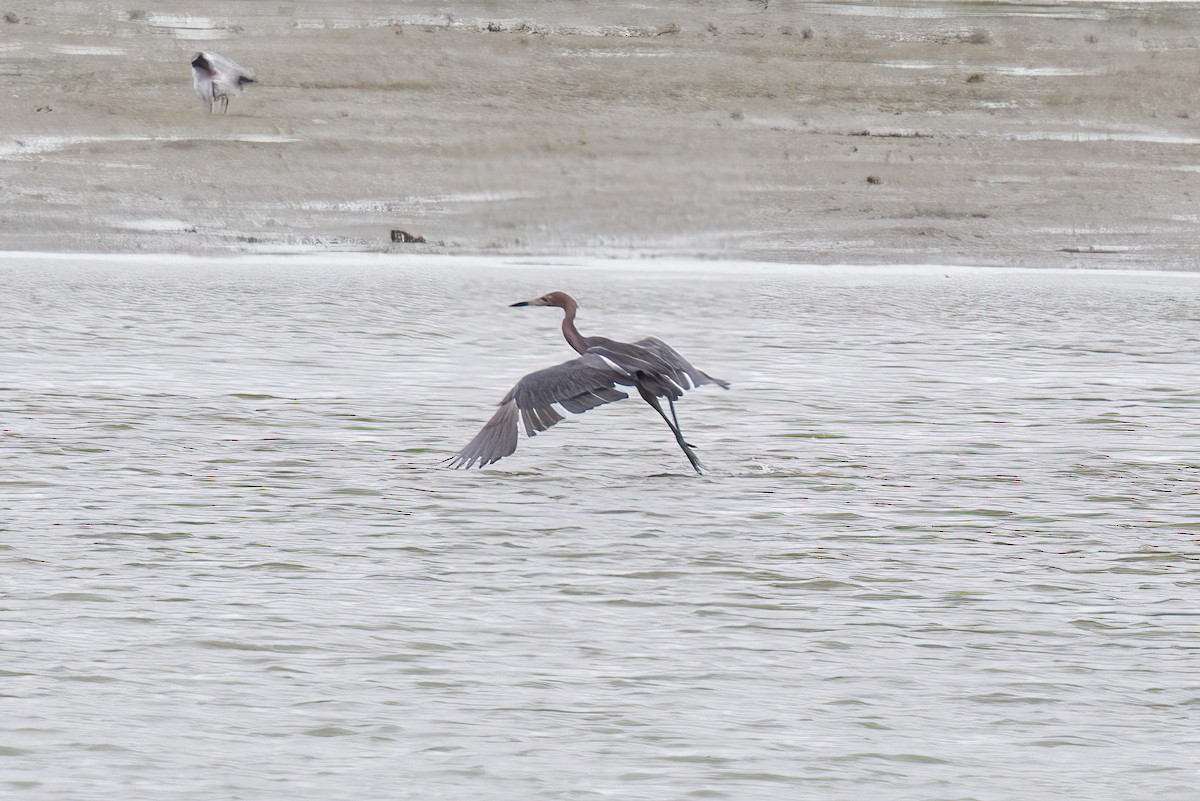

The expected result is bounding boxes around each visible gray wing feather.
[449,353,630,469]
[586,337,729,400]
[633,337,729,390]
[446,399,520,470]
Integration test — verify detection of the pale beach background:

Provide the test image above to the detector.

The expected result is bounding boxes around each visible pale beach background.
[2,1,1200,267]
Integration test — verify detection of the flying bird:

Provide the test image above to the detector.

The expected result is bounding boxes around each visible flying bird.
[191,51,255,114]
[449,291,729,473]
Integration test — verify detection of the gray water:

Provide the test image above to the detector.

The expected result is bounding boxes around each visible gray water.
[1,254,1198,801]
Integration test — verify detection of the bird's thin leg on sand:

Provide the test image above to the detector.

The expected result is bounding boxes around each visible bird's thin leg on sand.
[637,386,703,474]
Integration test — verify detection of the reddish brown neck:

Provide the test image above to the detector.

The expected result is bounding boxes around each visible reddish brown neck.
[559,298,587,354]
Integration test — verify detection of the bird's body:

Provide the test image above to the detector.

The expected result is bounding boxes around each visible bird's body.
[191,51,255,114]
[450,291,728,473]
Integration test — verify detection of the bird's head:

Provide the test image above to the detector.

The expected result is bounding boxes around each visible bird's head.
[511,291,576,309]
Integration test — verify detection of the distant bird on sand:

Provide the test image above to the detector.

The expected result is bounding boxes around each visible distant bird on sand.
[191,51,255,114]
[449,291,729,473]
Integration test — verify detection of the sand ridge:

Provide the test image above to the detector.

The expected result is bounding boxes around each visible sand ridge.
[2,1,1199,268]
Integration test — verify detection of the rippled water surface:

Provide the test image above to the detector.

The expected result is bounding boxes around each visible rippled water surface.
[2,254,1198,800]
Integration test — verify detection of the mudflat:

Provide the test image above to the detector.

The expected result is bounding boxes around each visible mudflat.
[2,1,1198,268]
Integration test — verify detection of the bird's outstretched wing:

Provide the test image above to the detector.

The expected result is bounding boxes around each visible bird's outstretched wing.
[205,52,254,80]
[585,336,729,401]
[448,353,630,469]
[633,337,730,390]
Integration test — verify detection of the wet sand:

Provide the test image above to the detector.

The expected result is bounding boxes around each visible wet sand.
[2,1,1199,268]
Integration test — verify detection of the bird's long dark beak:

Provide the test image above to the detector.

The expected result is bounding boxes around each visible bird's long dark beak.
[510,301,529,307]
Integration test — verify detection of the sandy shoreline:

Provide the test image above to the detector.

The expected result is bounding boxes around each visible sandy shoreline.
[2,1,1199,269]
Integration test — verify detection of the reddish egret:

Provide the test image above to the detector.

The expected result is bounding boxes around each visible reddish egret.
[191,52,255,114]
[449,291,729,473]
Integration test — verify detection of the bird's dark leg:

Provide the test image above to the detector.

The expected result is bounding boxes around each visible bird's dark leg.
[637,385,703,474]
[666,397,696,448]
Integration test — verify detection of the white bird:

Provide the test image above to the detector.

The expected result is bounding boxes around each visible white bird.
[190,51,255,114]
